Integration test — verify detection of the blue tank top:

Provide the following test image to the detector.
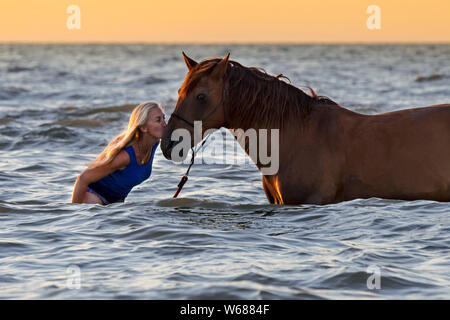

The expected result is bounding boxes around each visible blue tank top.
[88,141,159,203]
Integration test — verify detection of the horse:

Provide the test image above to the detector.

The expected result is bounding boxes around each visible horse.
[161,52,450,205]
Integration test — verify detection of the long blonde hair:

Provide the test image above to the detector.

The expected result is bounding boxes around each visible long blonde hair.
[89,101,163,169]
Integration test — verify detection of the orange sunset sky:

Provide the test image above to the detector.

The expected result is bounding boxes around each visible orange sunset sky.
[0,0,449,43]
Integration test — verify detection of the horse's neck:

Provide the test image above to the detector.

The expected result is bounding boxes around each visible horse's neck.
[226,102,356,173]
[226,107,286,176]
[226,104,281,132]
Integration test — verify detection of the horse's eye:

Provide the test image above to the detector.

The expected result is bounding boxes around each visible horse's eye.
[196,93,206,101]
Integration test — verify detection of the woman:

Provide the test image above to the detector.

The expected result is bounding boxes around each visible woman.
[72,101,166,204]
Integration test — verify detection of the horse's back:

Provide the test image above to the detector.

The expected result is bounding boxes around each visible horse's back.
[378,103,450,120]
[364,103,450,152]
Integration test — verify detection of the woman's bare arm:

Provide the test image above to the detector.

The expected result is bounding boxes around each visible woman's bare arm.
[71,150,131,203]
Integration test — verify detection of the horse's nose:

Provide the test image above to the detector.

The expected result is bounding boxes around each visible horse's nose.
[161,138,175,160]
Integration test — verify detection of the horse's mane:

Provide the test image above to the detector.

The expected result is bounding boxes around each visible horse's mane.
[183,58,338,129]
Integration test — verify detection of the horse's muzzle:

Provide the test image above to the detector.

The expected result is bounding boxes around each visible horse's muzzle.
[161,136,175,160]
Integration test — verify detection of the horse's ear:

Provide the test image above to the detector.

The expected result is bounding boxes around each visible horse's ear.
[211,52,230,80]
[182,51,198,71]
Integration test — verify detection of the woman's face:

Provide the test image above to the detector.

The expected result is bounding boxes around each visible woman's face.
[141,107,167,139]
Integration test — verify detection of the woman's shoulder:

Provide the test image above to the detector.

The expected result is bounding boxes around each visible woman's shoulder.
[110,149,131,170]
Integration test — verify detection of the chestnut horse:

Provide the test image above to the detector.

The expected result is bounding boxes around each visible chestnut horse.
[161,52,450,205]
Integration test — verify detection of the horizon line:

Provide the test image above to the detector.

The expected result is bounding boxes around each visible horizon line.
[1,40,449,45]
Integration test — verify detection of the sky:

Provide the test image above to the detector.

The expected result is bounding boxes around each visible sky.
[0,0,449,43]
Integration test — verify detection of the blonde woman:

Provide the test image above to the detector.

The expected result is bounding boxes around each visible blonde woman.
[72,101,166,205]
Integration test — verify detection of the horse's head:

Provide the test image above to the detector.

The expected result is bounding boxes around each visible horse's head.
[161,52,230,161]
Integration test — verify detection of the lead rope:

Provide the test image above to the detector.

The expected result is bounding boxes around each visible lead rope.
[172,134,211,198]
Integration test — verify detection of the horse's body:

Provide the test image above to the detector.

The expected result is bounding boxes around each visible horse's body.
[161,52,450,205]
[261,103,450,204]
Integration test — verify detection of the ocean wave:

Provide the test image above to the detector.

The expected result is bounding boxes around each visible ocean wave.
[415,74,445,82]
[55,118,106,128]
[131,75,167,85]
[65,104,138,116]
[21,126,77,140]
[6,66,35,73]
[0,118,14,125]
[0,86,29,100]
[155,197,280,211]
